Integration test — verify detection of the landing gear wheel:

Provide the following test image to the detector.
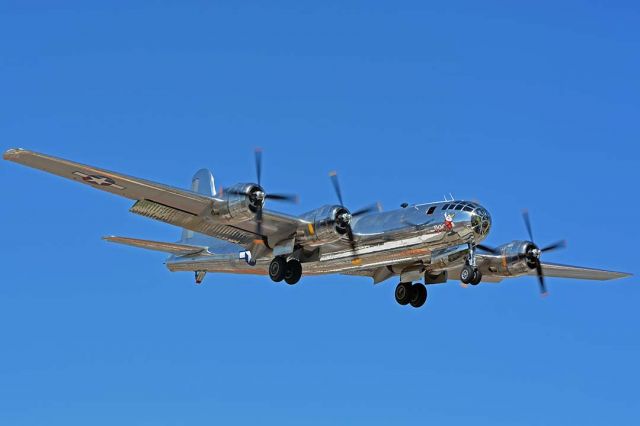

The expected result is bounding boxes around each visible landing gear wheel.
[470,269,482,285]
[410,283,427,308]
[395,282,413,305]
[284,260,302,285]
[460,265,475,284]
[269,257,287,282]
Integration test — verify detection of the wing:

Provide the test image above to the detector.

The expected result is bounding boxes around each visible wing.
[4,148,213,214]
[529,262,631,281]
[4,148,304,250]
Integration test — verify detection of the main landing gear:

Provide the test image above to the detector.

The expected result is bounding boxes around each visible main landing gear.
[269,256,303,285]
[395,282,428,308]
[460,243,482,285]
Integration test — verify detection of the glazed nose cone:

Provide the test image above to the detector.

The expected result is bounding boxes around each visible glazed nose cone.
[471,206,491,238]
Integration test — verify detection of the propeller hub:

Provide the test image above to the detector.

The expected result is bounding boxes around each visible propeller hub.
[524,244,542,268]
[247,186,266,211]
[337,212,352,224]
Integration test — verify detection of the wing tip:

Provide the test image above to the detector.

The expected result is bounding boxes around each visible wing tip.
[611,271,633,280]
[597,270,632,280]
[3,148,26,161]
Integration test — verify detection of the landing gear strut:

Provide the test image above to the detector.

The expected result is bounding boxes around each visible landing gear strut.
[395,282,428,308]
[195,271,207,285]
[460,243,483,285]
[269,257,302,285]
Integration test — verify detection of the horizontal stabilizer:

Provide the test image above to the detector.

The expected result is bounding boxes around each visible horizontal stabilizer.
[103,236,207,255]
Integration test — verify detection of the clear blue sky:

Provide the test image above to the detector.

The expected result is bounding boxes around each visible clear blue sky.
[1,1,638,424]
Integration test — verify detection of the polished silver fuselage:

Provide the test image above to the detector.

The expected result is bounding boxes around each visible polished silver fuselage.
[167,200,492,277]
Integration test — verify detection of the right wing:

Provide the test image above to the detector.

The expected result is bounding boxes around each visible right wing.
[4,148,304,250]
[4,148,213,215]
[530,262,631,281]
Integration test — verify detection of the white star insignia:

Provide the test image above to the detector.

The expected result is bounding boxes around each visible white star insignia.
[73,171,125,190]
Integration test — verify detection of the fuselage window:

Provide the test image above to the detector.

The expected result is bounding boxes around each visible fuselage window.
[427,206,436,215]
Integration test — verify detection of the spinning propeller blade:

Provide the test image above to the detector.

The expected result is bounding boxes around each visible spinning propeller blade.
[541,240,567,253]
[523,209,534,242]
[351,203,381,217]
[329,171,345,207]
[521,210,566,296]
[255,148,263,186]
[328,171,380,259]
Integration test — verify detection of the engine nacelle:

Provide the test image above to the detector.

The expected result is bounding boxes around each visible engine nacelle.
[212,183,263,223]
[484,240,538,276]
[297,205,351,246]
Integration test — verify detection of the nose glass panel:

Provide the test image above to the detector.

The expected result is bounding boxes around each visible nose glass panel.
[471,207,491,237]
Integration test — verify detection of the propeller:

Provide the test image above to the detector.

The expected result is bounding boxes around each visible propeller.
[521,209,566,296]
[329,171,380,259]
[474,210,566,296]
[226,149,298,237]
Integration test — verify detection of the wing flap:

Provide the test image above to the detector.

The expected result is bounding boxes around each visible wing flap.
[103,236,207,255]
[130,199,258,246]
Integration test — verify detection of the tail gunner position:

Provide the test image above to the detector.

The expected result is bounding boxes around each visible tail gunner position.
[4,148,630,309]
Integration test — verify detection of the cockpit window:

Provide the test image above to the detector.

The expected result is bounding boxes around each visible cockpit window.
[427,206,436,215]
[442,204,449,210]
[454,204,463,210]
[463,205,473,212]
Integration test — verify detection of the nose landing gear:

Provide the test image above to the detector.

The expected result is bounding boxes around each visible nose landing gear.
[460,243,483,285]
[395,282,428,308]
[460,265,482,285]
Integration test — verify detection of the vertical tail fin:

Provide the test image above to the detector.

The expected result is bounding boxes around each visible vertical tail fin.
[180,169,216,242]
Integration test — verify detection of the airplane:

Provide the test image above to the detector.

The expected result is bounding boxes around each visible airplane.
[3,148,631,308]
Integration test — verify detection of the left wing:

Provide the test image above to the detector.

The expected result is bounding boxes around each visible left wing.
[4,148,304,250]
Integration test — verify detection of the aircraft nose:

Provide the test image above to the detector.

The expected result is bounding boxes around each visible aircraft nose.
[471,206,492,238]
